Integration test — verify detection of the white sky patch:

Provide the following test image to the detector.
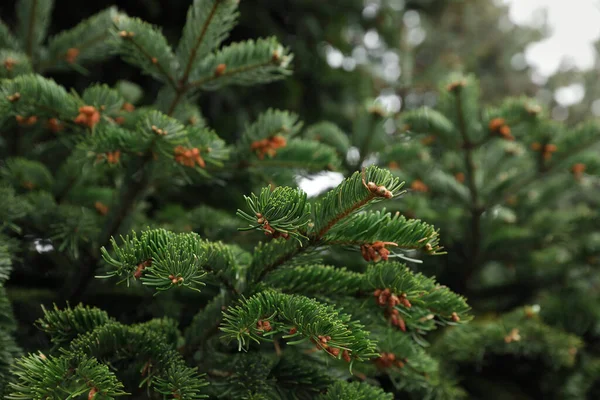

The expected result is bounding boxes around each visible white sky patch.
[503,0,600,76]
[297,172,345,197]
[555,83,586,106]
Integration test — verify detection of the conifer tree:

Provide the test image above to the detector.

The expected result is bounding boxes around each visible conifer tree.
[328,74,600,398]
[0,1,471,398]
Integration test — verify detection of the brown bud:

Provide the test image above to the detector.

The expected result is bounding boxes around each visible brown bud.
[215,63,227,76]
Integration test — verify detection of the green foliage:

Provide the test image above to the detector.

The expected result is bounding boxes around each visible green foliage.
[316,381,392,400]
[100,229,210,292]
[15,0,54,60]
[0,51,32,78]
[312,167,404,237]
[5,1,598,399]
[304,122,351,160]
[221,290,379,362]
[113,17,179,85]
[238,185,311,241]
[43,7,122,72]
[8,353,127,399]
[0,74,79,121]
[176,0,239,79]
[35,304,112,347]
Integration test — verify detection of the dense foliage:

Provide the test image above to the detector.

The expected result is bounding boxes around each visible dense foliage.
[1,0,599,399]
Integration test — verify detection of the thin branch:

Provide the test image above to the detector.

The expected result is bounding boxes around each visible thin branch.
[165,0,221,116]
[25,0,38,60]
[203,264,239,295]
[66,155,151,302]
[497,136,600,207]
[316,195,374,239]
[125,36,178,89]
[256,242,308,283]
[187,60,274,89]
[455,88,483,290]
[37,33,111,72]
[180,0,220,84]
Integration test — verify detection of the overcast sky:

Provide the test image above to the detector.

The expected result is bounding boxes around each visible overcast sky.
[503,0,600,76]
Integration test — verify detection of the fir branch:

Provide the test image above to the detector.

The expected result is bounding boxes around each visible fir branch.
[323,209,441,253]
[0,74,79,120]
[249,238,313,284]
[237,185,311,242]
[35,304,113,347]
[1,157,54,192]
[0,50,32,78]
[187,37,292,89]
[221,290,379,362]
[0,20,18,50]
[184,292,231,354]
[316,381,392,400]
[40,7,122,72]
[454,85,484,290]
[245,139,341,172]
[400,107,457,141]
[113,17,178,88]
[265,264,363,296]
[16,0,54,62]
[176,0,239,84]
[435,306,583,369]
[304,121,351,159]
[312,166,404,239]
[100,229,210,293]
[8,353,127,399]
[67,322,208,398]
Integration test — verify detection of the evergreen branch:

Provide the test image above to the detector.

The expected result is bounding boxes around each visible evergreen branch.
[35,304,113,347]
[221,290,379,363]
[40,7,122,72]
[316,381,393,400]
[8,353,127,399]
[100,229,210,293]
[454,86,483,290]
[67,322,208,398]
[236,108,302,156]
[312,166,403,239]
[38,32,111,72]
[113,17,178,88]
[16,0,54,61]
[0,186,32,232]
[237,186,311,242]
[265,264,363,296]
[362,262,471,331]
[323,209,441,254]
[304,121,351,159]
[202,241,243,294]
[187,37,292,89]
[0,50,32,78]
[177,0,239,84]
[249,238,314,284]
[0,74,79,120]
[435,306,582,369]
[245,139,341,172]
[1,157,54,192]
[65,156,150,302]
[184,292,231,354]
[0,20,18,50]
[496,124,600,207]
[82,84,125,115]
[399,107,457,141]
[49,205,100,260]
